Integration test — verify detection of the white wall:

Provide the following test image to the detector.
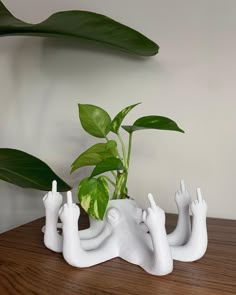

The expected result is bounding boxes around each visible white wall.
[1,0,236,233]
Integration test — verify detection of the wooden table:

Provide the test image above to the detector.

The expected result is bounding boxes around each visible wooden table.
[0,213,235,295]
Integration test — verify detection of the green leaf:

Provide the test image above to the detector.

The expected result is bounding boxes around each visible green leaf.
[78,104,111,138]
[78,176,109,220]
[110,103,141,134]
[71,140,117,173]
[0,148,71,191]
[105,140,118,157]
[122,115,184,133]
[91,157,124,177]
[0,2,159,56]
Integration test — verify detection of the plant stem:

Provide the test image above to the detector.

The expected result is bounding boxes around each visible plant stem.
[104,135,122,197]
[102,176,116,187]
[112,171,126,199]
[118,133,127,168]
[112,172,120,199]
[127,132,133,167]
[120,133,133,198]
[106,134,130,199]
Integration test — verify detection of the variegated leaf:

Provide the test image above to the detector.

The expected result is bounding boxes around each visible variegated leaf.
[78,176,109,220]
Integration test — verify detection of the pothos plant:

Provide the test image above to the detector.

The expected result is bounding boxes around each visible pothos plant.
[0,2,183,221]
[71,103,184,220]
[0,1,160,193]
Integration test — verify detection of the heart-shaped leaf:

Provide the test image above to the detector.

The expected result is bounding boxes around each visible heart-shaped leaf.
[110,103,141,134]
[71,140,118,173]
[0,148,71,191]
[122,116,184,133]
[105,140,118,156]
[78,104,111,138]
[0,2,159,56]
[91,157,124,177]
[78,176,109,220]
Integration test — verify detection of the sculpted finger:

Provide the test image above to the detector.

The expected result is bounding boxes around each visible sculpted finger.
[197,188,203,202]
[67,191,73,207]
[147,207,153,215]
[148,193,156,209]
[180,179,185,193]
[142,210,147,222]
[175,191,180,198]
[43,193,48,201]
[59,206,64,216]
[47,192,52,199]
[52,180,57,193]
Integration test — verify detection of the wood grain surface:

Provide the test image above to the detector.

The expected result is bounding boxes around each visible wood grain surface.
[0,212,235,295]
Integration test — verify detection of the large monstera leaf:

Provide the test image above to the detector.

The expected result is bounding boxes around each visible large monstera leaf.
[0,1,159,56]
[0,148,71,191]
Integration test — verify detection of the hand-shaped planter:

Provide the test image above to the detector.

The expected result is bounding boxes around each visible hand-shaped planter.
[42,180,208,276]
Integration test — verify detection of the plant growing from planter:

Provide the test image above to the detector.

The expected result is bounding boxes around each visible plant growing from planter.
[41,104,208,275]
[71,103,184,220]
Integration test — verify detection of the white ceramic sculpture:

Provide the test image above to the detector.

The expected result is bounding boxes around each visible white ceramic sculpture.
[42,180,208,276]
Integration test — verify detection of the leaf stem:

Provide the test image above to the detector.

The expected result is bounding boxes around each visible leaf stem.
[127,132,133,167]
[118,133,127,168]
[104,136,121,187]
[102,176,116,187]
[119,132,133,198]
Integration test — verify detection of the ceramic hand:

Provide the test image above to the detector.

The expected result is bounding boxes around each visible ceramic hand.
[191,188,207,218]
[59,192,80,225]
[43,180,63,211]
[142,193,165,233]
[167,179,191,246]
[175,180,191,210]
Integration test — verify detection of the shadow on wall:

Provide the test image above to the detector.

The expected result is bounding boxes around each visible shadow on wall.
[1,35,161,163]
[0,35,163,232]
